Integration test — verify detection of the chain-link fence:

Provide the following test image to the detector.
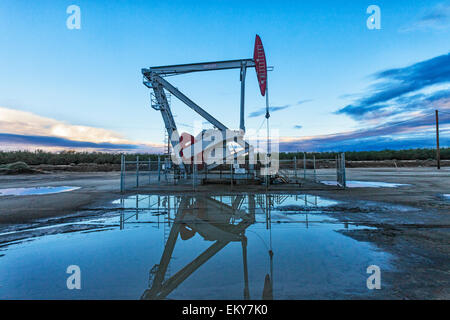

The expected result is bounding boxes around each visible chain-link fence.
[120,155,178,192]
[120,155,212,192]
[120,156,253,192]
[276,153,346,186]
[120,153,347,192]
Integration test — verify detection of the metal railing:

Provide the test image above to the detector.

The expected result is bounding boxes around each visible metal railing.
[120,153,347,192]
[276,153,346,187]
[120,155,180,192]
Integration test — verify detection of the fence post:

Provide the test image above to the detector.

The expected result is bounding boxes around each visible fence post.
[231,163,233,189]
[313,155,316,182]
[436,110,441,170]
[342,153,346,188]
[136,156,139,188]
[193,164,196,191]
[336,154,340,186]
[120,154,125,193]
[265,155,269,188]
[339,154,342,185]
[294,156,297,179]
[148,159,151,184]
[164,158,168,182]
[158,155,161,184]
[303,153,306,179]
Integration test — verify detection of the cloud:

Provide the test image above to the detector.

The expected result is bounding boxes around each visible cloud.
[0,106,133,145]
[278,110,450,152]
[280,134,450,152]
[0,107,164,152]
[284,53,450,152]
[400,3,450,32]
[248,99,312,118]
[0,133,138,151]
[336,53,450,121]
[286,135,450,152]
[251,55,450,151]
[249,105,289,118]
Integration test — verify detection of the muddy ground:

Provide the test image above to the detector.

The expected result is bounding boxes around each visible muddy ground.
[0,167,449,299]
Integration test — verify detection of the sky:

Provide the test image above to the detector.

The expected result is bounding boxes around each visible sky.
[0,0,449,153]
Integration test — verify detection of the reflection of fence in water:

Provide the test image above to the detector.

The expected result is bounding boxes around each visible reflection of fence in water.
[118,193,180,252]
[118,193,324,230]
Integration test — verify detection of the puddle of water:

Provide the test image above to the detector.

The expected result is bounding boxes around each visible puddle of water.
[0,186,80,196]
[0,194,392,299]
[321,180,409,188]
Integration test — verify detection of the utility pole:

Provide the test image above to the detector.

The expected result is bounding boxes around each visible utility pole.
[435,110,440,170]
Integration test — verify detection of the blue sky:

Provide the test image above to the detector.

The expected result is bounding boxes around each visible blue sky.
[0,0,449,152]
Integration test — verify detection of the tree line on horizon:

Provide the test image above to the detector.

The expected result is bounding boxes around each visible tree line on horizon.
[278,148,449,161]
[0,148,448,165]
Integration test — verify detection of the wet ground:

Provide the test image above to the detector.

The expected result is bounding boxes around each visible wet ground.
[0,186,80,196]
[321,180,409,188]
[0,168,449,299]
[0,194,395,300]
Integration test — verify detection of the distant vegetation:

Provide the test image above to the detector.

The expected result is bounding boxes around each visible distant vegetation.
[0,148,448,165]
[278,148,450,161]
[0,161,37,174]
[0,150,158,165]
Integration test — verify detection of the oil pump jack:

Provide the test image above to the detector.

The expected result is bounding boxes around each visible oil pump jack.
[142,35,270,176]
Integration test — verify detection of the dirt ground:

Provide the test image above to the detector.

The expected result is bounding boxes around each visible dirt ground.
[0,167,449,299]
[0,172,121,224]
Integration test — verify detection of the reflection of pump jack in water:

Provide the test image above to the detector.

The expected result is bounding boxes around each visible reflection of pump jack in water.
[141,194,274,300]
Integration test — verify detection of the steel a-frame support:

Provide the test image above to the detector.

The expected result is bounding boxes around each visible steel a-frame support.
[240,60,248,132]
[148,80,185,172]
[152,75,228,131]
[143,59,256,172]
